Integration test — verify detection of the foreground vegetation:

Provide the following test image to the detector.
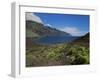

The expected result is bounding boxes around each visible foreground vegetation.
[26,42,89,67]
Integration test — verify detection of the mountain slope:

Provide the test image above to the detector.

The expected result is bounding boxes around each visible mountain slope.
[72,33,89,47]
[26,20,70,37]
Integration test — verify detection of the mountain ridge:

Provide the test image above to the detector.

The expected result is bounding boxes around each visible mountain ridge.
[72,33,89,47]
[26,20,70,37]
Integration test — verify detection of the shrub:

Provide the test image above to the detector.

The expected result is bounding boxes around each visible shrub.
[67,45,89,64]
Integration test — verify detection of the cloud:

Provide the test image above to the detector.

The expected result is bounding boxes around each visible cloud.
[45,24,52,27]
[26,13,43,24]
[59,27,87,36]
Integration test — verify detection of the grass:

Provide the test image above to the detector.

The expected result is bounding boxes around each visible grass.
[26,42,89,67]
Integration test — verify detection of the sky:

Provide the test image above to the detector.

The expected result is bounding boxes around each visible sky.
[34,12,89,36]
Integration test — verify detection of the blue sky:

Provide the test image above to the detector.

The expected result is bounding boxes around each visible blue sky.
[34,13,89,36]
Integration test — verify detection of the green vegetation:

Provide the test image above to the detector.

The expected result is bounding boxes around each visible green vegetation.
[26,43,89,67]
[26,20,89,67]
[67,45,89,64]
[26,29,39,37]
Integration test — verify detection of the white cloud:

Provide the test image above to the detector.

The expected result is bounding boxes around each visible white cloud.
[26,13,43,24]
[45,24,52,27]
[59,27,87,36]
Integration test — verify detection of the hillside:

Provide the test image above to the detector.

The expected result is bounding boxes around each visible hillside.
[72,33,89,47]
[26,20,70,37]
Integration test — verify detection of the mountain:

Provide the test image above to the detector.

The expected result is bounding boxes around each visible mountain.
[72,33,89,47]
[26,20,70,37]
